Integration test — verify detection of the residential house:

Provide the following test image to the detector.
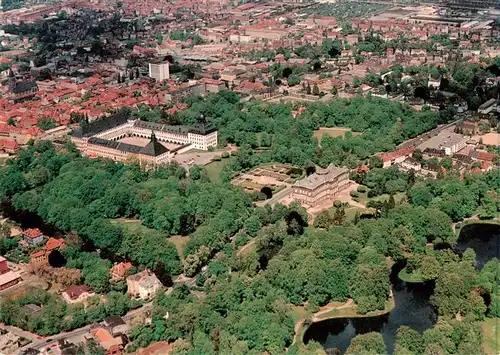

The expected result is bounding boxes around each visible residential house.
[478,98,498,114]
[30,250,48,267]
[473,150,495,163]
[110,262,133,281]
[104,316,128,337]
[0,256,21,291]
[62,285,95,303]
[44,237,65,251]
[126,270,162,300]
[22,228,44,245]
[399,157,422,172]
[377,146,415,168]
[91,328,123,355]
[0,138,20,154]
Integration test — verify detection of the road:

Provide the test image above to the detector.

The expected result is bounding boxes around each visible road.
[14,302,152,353]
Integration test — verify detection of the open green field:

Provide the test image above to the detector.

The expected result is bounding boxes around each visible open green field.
[356,191,406,206]
[110,219,189,260]
[313,127,361,141]
[482,318,499,354]
[204,156,235,184]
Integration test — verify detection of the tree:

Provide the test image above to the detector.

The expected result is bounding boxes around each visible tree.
[332,207,346,226]
[314,210,333,229]
[478,194,496,219]
[369,156,383,169]
[287,73,300,87]
[420,255,440,280]
[430,272,468,317]
[155,32,164,45]
[244,215,262,237]
[346,332,387,355]
[440,157,453,170]
[37,117,57,131]
[395,326,424,355]
[312,83,320,96]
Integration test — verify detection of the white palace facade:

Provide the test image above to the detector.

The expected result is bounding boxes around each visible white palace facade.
[71,111,217,165]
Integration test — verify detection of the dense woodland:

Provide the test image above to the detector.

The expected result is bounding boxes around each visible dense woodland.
[0,91,498,353]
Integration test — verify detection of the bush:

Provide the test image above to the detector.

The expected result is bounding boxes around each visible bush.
[350,190,359,198]
[455,222,462,230]
[221,152,229,159]
[213,156,221,161]
[357,185,367,193]
[356,295,380,314]
[235,234,250,247]
[333,200,342,208]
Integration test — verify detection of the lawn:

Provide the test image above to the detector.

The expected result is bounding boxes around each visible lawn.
[356,191,406,206]
[398,268,426,283]
[481,318,499,354]
[110,219,190,261]
[204,156,235,184]
[313,127,361,141]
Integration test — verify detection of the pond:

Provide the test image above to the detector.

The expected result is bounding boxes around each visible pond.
[303,262,437,354]
[455,221,500,270]
[304,221,500,354]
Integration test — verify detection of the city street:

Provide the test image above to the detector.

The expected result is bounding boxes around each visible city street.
[15,302,152,353]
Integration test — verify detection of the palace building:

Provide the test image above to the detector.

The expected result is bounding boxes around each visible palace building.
[291,165,350,207]
[71,111,218,165]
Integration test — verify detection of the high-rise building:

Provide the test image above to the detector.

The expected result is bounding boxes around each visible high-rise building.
[148,62,170,82]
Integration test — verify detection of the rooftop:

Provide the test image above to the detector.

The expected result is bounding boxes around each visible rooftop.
[294,164,348,190]
[0,271,21,286]
[23,228,43,239]
[72,110,131,138]
[65,284,93,300]
[104,315,126,328]
[418,131,468,151]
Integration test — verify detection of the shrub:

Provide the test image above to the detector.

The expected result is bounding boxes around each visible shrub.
[455,222,462,229]
[350,190,359,198]
[235,234,250,247]
[333,200,342,208]
[221,152,229,159]
[213,156,221,161]
[357,185,367,193]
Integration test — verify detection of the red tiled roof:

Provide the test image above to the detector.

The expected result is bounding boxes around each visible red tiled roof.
[23,228,43,239]
[30,250,46,258]
[110,262,133,278]
[477,151,495,162]
[378,146,415,162]
[66,284,92,299]
[44,237,64,251]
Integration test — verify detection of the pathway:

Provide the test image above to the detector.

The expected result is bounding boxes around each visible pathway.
[292,299,354,345]
[237,240,256,257]
[311,299,354,322]
[260,186,292,207]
